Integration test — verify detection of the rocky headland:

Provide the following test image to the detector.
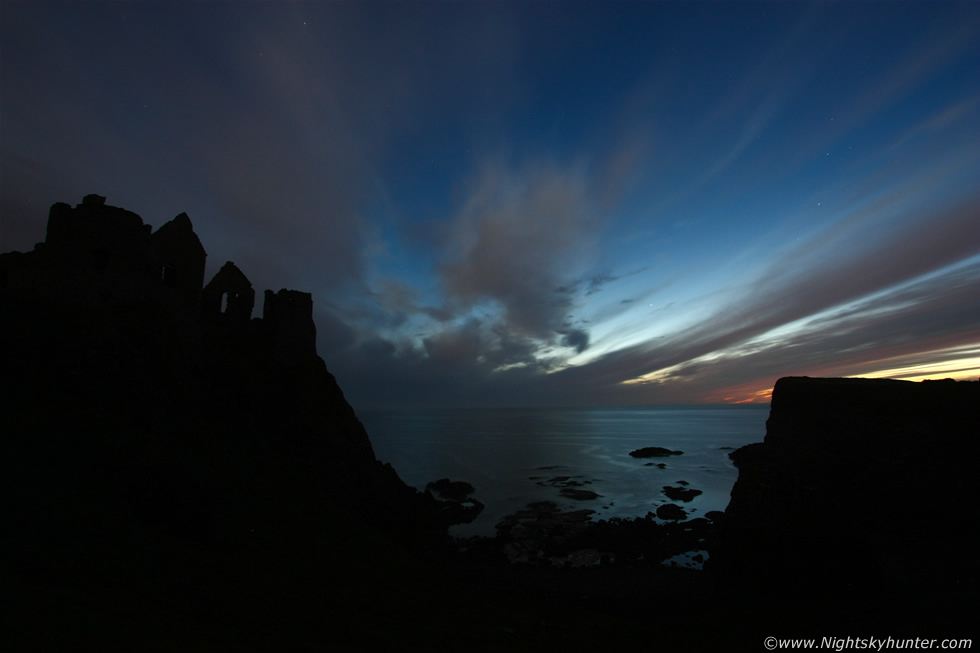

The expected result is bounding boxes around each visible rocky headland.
[3,197,975,647]
[709,376,978,633]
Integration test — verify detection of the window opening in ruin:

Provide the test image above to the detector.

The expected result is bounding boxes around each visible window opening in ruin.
[161,263,176,285]
[220,291,241,314]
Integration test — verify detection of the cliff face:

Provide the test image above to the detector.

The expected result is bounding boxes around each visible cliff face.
[1,196,441,562]
[710,377,979,603]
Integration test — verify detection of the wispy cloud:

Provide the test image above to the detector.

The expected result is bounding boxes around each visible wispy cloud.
[439,159,598,340]
[4,2,978,408]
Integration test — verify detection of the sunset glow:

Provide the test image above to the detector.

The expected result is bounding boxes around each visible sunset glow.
[2,2,978,407]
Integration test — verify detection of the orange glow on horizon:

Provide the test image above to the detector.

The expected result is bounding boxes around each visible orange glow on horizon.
[717,351,980,404]
[721,386,773,405]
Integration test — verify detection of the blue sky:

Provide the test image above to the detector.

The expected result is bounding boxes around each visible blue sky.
[2,1,979,407]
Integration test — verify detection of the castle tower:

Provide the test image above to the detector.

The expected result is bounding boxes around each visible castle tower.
[263,288,317,366]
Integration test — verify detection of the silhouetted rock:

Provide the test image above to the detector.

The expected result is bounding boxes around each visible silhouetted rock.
[496,501,597,564]
[534,474,594,489]
[426,478,477,500]
[1,195,444,560]
[560,488,601,500]
[13,196,974,645]
[656,503,688,521]
[424,478,484,524]
[630,446,683,458]
[710,376,980,611]
[663,485,702,502]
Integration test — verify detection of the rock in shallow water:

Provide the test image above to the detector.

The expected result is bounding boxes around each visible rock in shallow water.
[663,485,702,502]
[629,446,684,458]
[560,488,601,500]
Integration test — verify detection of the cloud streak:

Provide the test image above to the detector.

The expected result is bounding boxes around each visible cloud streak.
[3,2,978,408]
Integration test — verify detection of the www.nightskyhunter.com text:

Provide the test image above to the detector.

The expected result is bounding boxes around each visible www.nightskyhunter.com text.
[764,636,972,651]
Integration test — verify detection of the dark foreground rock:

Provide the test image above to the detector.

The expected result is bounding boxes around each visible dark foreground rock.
[710,376,980,614]
[426,478,485,523]
[493,501,720,567]
[427,478,477,501]
[656,503,688,520]
[1,196,456,648]
[495,501,597,564]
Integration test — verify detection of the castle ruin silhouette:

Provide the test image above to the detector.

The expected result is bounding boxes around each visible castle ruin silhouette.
[0,193,316,366]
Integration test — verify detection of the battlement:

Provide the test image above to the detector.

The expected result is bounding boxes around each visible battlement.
[263,288,312,323]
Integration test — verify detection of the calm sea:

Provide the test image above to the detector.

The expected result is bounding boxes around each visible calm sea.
[359,405,770,537]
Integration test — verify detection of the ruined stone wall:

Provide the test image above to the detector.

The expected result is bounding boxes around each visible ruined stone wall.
[201,261,255,324]
[2,195,208,316]
[150,212,207,316]
[38,195,154,305]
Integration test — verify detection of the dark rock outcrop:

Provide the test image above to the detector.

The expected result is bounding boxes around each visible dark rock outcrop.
[496,507,719,567]
[656,503,688,521]
[1,195,444,562]
[560,488,601,500]
[629,446,684,458]
[710,377,980,607]
[425,478,484,524]
[426,478,477,501]
[662,485,702,502]
[495,501,597,564]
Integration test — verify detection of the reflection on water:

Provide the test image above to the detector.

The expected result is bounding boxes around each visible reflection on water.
[359,405,769,537]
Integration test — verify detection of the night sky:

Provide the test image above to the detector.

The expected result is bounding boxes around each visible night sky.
[2,2,979,408]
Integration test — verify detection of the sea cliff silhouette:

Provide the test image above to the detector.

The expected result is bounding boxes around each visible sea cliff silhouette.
[2,198,975,647]
[710,376,978,634]
[2,196,466,648]
[2,194,441,542]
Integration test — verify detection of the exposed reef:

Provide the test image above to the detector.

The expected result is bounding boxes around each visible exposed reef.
[492,501,719,566]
